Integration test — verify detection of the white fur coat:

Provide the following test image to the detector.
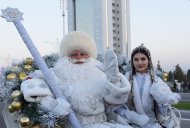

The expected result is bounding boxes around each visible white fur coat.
[125,72,180,128]
[21,57,132,128]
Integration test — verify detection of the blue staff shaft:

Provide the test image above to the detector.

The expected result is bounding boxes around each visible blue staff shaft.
[1,7,82,128]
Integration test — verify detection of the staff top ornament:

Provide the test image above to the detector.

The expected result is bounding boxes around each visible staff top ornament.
[1,7,23,22]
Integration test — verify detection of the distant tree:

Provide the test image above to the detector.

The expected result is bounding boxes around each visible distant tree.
[174,64,185,82]
[117,54,131,75]
[187,69,190,82]
[168,71,173,82]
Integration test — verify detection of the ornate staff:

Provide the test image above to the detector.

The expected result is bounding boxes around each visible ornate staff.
[1,7,82,128]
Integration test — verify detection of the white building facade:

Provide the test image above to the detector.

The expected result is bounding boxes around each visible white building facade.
[62,0,131,58]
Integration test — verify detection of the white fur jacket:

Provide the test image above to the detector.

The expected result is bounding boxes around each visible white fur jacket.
[125,72,181,128]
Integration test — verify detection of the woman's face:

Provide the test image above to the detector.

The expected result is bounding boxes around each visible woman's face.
[133,53,149,73]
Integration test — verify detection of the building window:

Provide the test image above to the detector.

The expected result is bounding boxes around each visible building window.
[113,30,116,34]
[112,3,116,7]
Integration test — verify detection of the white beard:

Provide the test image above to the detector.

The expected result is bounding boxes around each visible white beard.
[53,57,103,84]
[53,57,106,115]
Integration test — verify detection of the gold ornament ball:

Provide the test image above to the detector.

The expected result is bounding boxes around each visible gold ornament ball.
[55,125,62,128]
[20,117,30,127]
[8,105,15,113]
[25,57,33,65]
[11,101,22,111]
[7,73,17,80]
[164,78,168,82]
[11,90,22,99]
[24,65,32,71]
[32,125,42,128]
[163,72,168,78]
[19,72,27,81]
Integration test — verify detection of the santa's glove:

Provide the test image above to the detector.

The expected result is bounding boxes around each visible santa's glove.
[41,96,71,117]
[124,110,149,126]
[21,79,53,102]
[104,49,121,84]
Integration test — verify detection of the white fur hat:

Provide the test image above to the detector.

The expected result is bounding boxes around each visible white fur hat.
[60,31,97,58]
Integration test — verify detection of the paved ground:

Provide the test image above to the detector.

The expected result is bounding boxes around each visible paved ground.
[175,110,190,128]
[179,93,190,102]
[181,118,190,128]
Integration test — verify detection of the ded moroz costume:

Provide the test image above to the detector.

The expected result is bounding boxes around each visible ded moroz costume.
[21,31,133,128]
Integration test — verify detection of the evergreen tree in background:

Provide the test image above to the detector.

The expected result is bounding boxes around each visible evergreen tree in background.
[168,71,174,82]
[186,69,190,82]
[174,64,185,83]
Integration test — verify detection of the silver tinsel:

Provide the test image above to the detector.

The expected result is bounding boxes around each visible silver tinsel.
[39,111,59,128]
[0,72,20,103]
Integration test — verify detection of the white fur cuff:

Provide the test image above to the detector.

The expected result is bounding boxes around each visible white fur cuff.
[21,79,53,102]
[104,75,131,104]
[150,79,181,105]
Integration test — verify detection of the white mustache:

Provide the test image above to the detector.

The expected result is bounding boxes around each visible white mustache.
[69,58,89,64]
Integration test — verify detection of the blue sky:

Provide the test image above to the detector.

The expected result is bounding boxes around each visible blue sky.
[0,0,190,72]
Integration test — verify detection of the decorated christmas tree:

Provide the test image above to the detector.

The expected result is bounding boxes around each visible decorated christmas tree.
[0,54,68,128]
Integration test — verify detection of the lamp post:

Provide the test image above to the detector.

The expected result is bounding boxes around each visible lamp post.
[61,0,68,37]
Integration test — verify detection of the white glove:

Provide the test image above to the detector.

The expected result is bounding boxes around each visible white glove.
[21,79,53,102]
[107,108,130,125]
[124,110,149,126]
[116,107,149,126]
[41,96,71,117]
[115,115,131,126]
[104,49,120,84]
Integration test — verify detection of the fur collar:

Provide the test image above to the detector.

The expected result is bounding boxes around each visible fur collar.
[132,73,153,114]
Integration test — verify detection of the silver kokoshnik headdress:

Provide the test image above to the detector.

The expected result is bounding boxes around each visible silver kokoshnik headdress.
[129,44,155,83]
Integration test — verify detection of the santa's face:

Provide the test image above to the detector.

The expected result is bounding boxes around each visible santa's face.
[69,50,90,64]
